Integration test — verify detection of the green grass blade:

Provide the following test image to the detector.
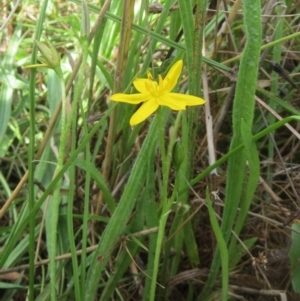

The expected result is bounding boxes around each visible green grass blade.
[205,187,228,301]
[267,4,286,191]
[184,218,200,266]
[229,237,257,269]
[177,0,194,83]
[199,0,262,298]
[0,24,22,141]
[169,205,187,277]
[256,85,300,116]
[74,158,116,212]
[28,1,49,299]
[67,115,81,301]
[228,119,260,258]
[142,156,159,301]
[88,0,110,105]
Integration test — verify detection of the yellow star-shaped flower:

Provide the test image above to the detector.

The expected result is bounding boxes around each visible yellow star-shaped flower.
[110,60,206,126]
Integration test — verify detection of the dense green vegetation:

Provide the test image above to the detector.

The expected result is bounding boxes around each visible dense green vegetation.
[1,0,300,300]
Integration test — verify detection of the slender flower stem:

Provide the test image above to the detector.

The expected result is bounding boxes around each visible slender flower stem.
[149,108,169,301]
[149,110,182,301]
[157,108,167,201]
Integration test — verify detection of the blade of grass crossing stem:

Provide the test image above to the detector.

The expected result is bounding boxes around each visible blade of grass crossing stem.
[289,222,300,294]
[256,85,300,116]
[228,119,260,258]
[84,111,168,300]
[199,1,262,298]
[205,187,228,301]
[190,116,300,187]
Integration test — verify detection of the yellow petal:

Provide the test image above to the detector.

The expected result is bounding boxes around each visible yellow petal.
[158,94,186,110]
[130,99,159,126]
[110,93,150,104]
[168,93,206,106]
[133,78,151,94]
[147,71,153,80]
[163,60,183,92]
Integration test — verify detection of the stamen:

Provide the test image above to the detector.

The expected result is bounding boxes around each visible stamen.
[145,81,151,92]
[158,75,164,93]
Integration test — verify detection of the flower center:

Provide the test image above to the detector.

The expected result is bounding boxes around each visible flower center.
[144,81,156,97]
[145,74,164,98]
